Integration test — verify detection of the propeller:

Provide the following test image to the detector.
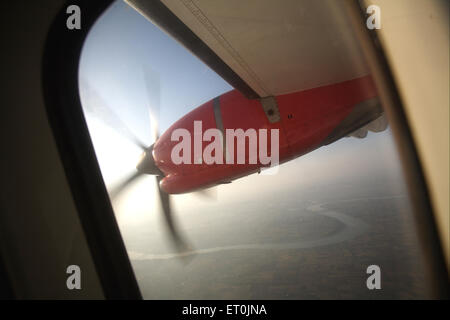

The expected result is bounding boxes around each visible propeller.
[80,77,147,150]
[80,72,192,255]
[140,65,192,253]
[193,186,218,201]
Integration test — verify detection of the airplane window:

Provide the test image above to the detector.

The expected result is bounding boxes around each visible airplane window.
[78,0,435,299]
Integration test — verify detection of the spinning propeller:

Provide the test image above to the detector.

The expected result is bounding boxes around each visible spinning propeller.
[81,67,195,255]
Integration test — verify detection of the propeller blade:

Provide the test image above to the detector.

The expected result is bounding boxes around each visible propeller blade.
[109,171,143,200]
[136,144,163,176]
[142,66,161,142]
[155,176,191,253]
[149,112,159,143]
[193,186,218,201]
[80,78,147,149]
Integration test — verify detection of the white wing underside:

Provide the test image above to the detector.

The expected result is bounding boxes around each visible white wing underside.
[157,0,369,96]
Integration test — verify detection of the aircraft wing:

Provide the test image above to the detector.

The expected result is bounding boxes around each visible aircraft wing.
[126,0,387,138]
[126,0,369,99]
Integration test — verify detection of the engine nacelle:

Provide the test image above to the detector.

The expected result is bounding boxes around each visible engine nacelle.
[153,75,378,194]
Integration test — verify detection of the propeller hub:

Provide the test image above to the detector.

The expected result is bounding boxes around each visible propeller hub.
[136,144,163,175]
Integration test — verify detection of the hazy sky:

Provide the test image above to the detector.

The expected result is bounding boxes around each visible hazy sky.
[78,0,403,228]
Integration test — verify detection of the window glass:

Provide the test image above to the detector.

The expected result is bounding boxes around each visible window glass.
[79,0,430,299]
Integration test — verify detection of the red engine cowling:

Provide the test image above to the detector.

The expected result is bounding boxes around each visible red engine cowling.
[153,75,378,194]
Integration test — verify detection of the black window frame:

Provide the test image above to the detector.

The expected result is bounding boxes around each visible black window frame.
[42,0,141,300]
